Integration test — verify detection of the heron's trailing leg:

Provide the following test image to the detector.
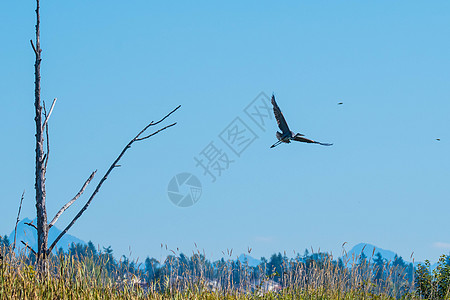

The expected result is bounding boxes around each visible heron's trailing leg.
[270,140,283,148]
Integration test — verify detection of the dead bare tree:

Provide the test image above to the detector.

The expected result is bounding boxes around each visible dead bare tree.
[28,0,180,272]
[31,0,48,268]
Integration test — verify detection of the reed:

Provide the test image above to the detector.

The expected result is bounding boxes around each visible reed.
[0,246,426,299]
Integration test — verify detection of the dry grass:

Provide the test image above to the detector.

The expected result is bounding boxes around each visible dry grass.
[0,247,422,300]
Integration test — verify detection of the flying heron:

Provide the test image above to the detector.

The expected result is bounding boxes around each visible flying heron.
[270,95,333,148]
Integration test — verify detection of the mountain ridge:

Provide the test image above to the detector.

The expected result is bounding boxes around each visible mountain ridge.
[9,217,86,253]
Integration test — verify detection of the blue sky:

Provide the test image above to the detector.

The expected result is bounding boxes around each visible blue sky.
[1,1,449,263]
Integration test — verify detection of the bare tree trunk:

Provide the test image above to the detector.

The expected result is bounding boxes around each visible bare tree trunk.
[32,0,48,270]
[25,0,179,273]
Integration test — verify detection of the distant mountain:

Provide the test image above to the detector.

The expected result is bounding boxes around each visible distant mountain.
[237,254,261,267]
[9,217,86,253]
[345,243,400,263]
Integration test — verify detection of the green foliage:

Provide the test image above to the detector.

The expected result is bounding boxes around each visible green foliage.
[415,255,450,299]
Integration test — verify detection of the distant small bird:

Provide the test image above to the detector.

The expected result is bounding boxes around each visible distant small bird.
[338,102,343,105]
[436,138,441,141]
[270,95,333,148]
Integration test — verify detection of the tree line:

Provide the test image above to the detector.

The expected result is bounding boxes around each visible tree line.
[2,236,448,297]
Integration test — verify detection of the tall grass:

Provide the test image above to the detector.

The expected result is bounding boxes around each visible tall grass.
[0,246,426,299]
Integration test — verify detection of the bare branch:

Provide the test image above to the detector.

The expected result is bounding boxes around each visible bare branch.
[135,123,176,141]
[42,98,57,131]
[21,241,37,255]
[44,120,49,170]
[25,221,37,230]
[135,105,181,139]
[48,171,97,229]
[150,105,181,126]
[43,101,50,170]
[30,39,38,56]
[47,105,180,253]
[13,190,25,250]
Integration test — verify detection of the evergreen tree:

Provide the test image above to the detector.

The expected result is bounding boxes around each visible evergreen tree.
[178,253,189,275]
[101,246,115,272]
[1,235,10,248]
[87,241,97,257]
[267,253,283,281]
[358,251,367,265]
[145,257,160,280]
[103,246,113,256]
[373,252,385,282]
[337,257,345,269]
[303,249,309,258]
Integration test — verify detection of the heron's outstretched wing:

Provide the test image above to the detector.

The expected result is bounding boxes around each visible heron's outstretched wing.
[292,134,333,146]
[271,95,290,135]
